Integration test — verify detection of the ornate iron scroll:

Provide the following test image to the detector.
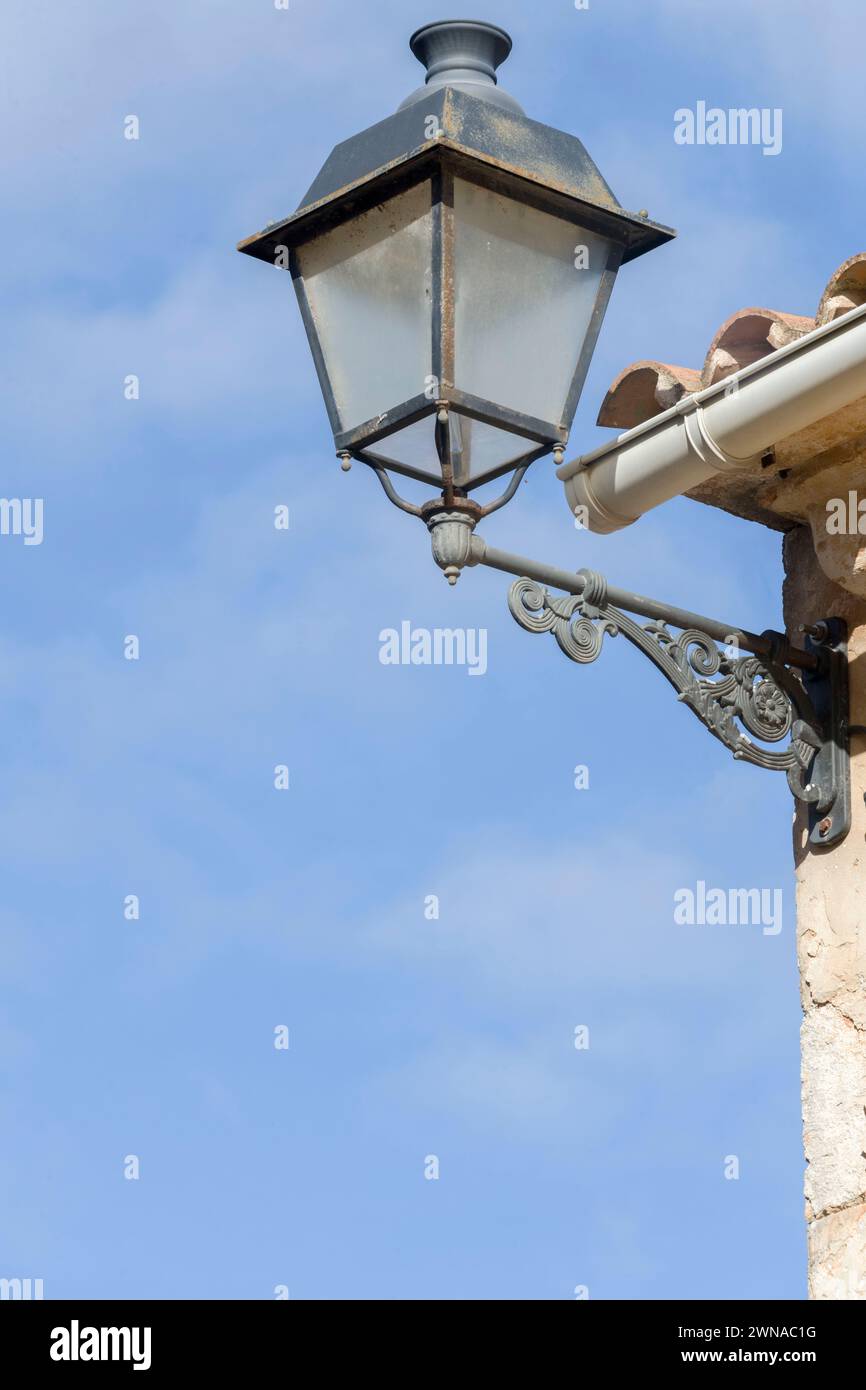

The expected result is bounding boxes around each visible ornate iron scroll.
[507,572,850,845]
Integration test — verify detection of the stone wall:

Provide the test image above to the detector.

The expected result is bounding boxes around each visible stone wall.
[784,524,866,1299]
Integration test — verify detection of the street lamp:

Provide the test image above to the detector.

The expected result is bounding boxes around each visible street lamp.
[238,19,672,529]
[238,19,851,849]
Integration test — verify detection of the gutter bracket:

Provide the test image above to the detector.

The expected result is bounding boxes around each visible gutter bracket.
[681,398,753,473]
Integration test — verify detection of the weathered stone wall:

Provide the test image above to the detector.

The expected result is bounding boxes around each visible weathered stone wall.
[784,523,866,1299]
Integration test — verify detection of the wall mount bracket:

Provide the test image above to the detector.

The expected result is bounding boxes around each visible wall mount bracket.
[422,514,851,849]
[506,572,850,849]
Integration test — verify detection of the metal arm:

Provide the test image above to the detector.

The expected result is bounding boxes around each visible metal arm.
[470,537,818,671]
[451,530,850,849]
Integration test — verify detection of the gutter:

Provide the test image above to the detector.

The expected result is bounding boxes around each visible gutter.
[557,301,866,533]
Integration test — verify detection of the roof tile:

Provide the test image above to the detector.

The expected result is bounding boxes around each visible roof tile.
[595,255,866,431]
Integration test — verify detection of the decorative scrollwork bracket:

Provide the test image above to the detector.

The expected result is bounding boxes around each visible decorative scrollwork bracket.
[508,570,851,849]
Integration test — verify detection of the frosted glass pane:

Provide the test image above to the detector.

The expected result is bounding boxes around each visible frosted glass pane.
[298,182,433,432]
[453,179,609,426]
[370,412,532,484]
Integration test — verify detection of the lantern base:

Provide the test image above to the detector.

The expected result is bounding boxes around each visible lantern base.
[422,500,482,585]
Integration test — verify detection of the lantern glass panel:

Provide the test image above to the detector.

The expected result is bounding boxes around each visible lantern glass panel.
[452,178,611,427]
[297,180,434,434]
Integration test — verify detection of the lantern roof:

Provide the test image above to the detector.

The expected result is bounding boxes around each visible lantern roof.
[237,22,674,268]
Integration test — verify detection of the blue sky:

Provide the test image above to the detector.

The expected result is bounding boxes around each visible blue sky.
[1,0,863,1299]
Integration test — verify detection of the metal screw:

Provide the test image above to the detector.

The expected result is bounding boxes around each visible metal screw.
[798,621,828,643]
[338,451,352,472]
[818,817,832,838]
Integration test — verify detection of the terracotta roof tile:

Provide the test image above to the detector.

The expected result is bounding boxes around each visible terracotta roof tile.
[595,255,866,431]
[700,308,813,387]
[816,252,866,324]
[596,360,700,428]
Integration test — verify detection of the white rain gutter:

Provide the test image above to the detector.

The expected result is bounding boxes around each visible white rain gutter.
[557,301,866,533]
